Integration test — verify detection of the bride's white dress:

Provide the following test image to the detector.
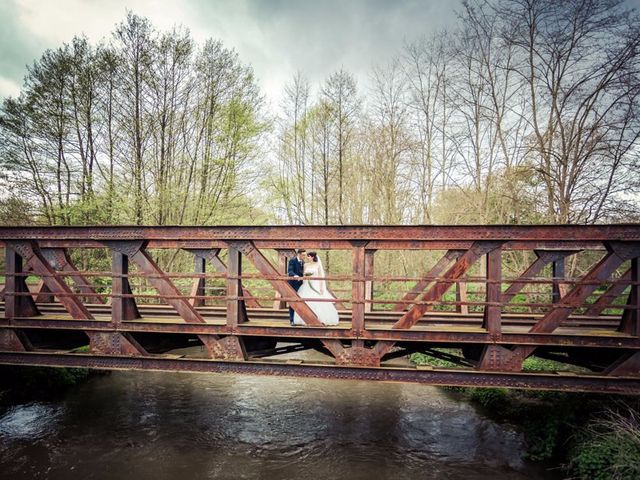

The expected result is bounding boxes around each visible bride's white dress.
[292,261,340,326]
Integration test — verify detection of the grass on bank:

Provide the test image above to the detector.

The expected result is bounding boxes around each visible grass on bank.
[568,409,640,480]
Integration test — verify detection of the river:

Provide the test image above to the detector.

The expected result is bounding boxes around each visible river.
[0,366,554,480]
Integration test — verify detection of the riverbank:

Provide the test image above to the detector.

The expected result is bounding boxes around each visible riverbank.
[411,352,640,479]
[0,364,100,409]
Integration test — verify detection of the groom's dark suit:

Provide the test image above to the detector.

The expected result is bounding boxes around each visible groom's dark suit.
[287,255,304,324]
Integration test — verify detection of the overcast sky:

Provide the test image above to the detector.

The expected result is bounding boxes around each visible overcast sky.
[0,0,464,106]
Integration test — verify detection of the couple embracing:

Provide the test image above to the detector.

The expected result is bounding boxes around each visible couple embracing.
[287,249,340,326]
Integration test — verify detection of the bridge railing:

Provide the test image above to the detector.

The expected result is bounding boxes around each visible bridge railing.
[0,225,639,393]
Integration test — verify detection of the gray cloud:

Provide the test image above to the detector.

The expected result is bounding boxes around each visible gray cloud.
[0,0,463,101]
[0,1,49,94]
[2,0,639,102]
[197,0,461,99]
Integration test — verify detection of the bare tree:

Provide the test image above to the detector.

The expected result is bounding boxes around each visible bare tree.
[504,0,640,223]
[114,13,155,225]
[366,61,411,224]
[402,34,455,222]
[275,72,311,223]
[321,70,360,223]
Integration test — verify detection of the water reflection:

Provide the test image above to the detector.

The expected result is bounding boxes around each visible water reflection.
[0,370,551,480]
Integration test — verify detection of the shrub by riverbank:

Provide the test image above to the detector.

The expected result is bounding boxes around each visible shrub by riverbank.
[410,352,640,479]
[0,363,99,407]
[568,408,640,480]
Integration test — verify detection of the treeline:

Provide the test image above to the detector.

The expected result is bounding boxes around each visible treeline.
[270,0,640,225]
[1,0,640,227]
[0,13,266,226]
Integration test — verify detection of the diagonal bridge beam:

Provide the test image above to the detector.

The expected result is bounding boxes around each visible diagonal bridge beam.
[30,248,107,304]
[392,249,465,312]
[373,241,504,360]
[227,240,348,361]
[102,241,245,360]
[505,242,640,367]
[6,241,94,320]
[501,250,579,304]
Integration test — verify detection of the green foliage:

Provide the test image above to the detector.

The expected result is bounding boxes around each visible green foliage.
[522,356,588,373]
[463,389,581,462]
[521,408,566,461]
[410,351,461,368]
[572,435,627,480]
[71,345,91,353]
[0,196,37,225]
[461,386,640,473]
[0,365,92,405]
[430,165,551,225]
[50,191,129,226]
[467,387,509,409]
[36,366,91,388]
[569,409,640,480]
[0,13,269,228]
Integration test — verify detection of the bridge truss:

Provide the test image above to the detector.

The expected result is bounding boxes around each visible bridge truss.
[0,225,639,393]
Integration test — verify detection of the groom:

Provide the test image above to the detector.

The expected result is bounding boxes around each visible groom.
[287,248,305,325]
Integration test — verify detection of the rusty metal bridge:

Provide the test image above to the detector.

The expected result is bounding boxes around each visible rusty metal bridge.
[0,225,639,394]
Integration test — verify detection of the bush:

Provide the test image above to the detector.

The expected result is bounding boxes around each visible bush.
[0,365,93,405]
[409,351,461,368]
[468,387,509,409]
[569,408,640,480]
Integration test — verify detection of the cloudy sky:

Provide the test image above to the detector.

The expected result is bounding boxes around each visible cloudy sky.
[0,0,464,105]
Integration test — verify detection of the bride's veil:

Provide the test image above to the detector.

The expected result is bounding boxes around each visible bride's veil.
[317,255,327,294]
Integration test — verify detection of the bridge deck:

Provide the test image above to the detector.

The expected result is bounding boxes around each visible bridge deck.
[1,303,631,335]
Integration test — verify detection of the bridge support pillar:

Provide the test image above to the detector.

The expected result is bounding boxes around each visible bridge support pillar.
[482,247,502,338]
[189,254,207,307]
[552,256,566,302]
[351,242,367,333]
[273,250,291,309]
[456,281,468,314]
[7,241,94,320]
[364,249,375,313]
[4,246,40,319]
[620,257,639,336]
[184,248,261,308]
[226,246,248,326]
[111,250,141,322]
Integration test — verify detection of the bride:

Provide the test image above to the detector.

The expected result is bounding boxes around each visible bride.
[292,251,340,326]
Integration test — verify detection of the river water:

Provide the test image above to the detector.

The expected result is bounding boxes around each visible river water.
[0,367,554,480]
